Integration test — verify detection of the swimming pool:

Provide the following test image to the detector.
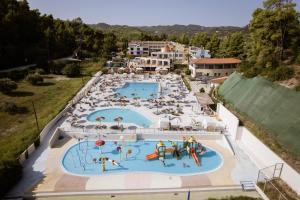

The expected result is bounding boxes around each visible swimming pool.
[87,108,152,128]
[62,140,223,176]
[116,82,159,99]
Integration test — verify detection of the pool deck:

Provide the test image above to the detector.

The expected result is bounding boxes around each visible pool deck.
[29,138,237,195]
[6,74,260,199]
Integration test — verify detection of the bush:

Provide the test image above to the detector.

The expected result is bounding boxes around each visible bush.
[0,102,18,114]
[174,69,181,75]
[8,70,28,81]
[200,87,205,93]
[0,78,18,94]
[268,66,294,81]
[26,74,44,85]
[185,69,191,75]
[0,101,28,115]
[48,61,65,74]
[101,67,109,74]
[62,64,81,77]
[243,67,262,78]
[35,68,46,75]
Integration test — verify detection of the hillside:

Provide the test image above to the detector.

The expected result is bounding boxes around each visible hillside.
[90,23,246,36]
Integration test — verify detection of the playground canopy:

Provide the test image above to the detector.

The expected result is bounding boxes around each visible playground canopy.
[219,72,300,156]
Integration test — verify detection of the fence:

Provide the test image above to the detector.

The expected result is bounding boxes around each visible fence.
[257,163,288,200]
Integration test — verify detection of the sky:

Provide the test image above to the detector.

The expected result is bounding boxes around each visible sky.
[27,0,300,27]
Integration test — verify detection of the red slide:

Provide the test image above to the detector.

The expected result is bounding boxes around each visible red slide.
[145,153,158,160]
[191,149,200,166]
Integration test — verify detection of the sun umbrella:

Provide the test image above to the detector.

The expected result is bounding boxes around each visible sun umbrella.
[114,116,123,128]
[95,139,105,153]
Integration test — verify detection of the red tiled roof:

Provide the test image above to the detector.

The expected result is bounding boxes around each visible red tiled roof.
[191,58,241,64]
[208,76,229,84]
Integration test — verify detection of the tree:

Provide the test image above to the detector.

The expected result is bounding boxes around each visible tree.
[218,32,245,59]
[205,33,220,57]
[103,32,117,58]
[179,33,190,45]
[0,78,18,94]
[191,32,209,48]
[246,0,300,68]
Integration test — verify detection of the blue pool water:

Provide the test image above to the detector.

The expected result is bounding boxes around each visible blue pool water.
[62,140,223,176]
[87,108,152,128]
[116,82,159,99]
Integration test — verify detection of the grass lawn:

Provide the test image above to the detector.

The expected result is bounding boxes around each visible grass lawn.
[0,60,102,162]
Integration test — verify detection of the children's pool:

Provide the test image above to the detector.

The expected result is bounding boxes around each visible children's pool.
[116,82,159,99]
[61,140,223,176]
[86,108,152,128]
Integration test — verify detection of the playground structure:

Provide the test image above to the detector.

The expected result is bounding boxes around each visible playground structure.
[145,136,206,166]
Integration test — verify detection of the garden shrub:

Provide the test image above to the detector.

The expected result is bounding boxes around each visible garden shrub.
[0,78,18,94]
[0,101,28,114]
[26,74,44,85]
[174,69,181,75]
[185,69,191,75]
[101,67,109,74]
[62,64,81,77]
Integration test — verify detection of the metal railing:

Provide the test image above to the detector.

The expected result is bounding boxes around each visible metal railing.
[63,126,222,135]
[256,163,288,200]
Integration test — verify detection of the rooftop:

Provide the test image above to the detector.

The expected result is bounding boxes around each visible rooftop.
[191,58,241,65]
[208,76,229,84]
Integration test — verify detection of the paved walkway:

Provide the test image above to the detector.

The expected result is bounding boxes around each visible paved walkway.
[35,189,260,200]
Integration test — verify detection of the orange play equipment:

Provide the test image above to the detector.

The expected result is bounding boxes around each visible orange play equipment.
[145,152,158,160]
[190,148,200,166]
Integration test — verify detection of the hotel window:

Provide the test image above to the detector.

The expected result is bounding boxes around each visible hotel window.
[152,60,156,65]
[214,73,217,76]
[137,48,140,50]
[208,64,214,69]
[137,52,140,55]
[164,61,168,66]
[224,64,231,69]
[197,64,205,69]
[215,64,223,69]
[130,48,134,50]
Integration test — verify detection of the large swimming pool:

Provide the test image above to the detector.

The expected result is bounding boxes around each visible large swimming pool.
[116,82,159,99]
[62,140,223,176]
[87,108,152,128]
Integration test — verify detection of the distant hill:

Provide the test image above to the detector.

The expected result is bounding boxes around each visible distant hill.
[89,23,246,37]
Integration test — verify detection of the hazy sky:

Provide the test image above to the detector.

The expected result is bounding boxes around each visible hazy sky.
[27,0,300,27]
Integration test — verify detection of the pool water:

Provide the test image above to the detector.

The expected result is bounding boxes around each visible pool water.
[116,82,159,99]
[87,108,152,128]
[62,140,223,176]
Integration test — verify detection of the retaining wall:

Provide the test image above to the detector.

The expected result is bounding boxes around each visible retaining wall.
[216,103,300,195]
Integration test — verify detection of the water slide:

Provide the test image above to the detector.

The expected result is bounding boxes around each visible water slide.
[191,149,200,166]
[145,153,158,160]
